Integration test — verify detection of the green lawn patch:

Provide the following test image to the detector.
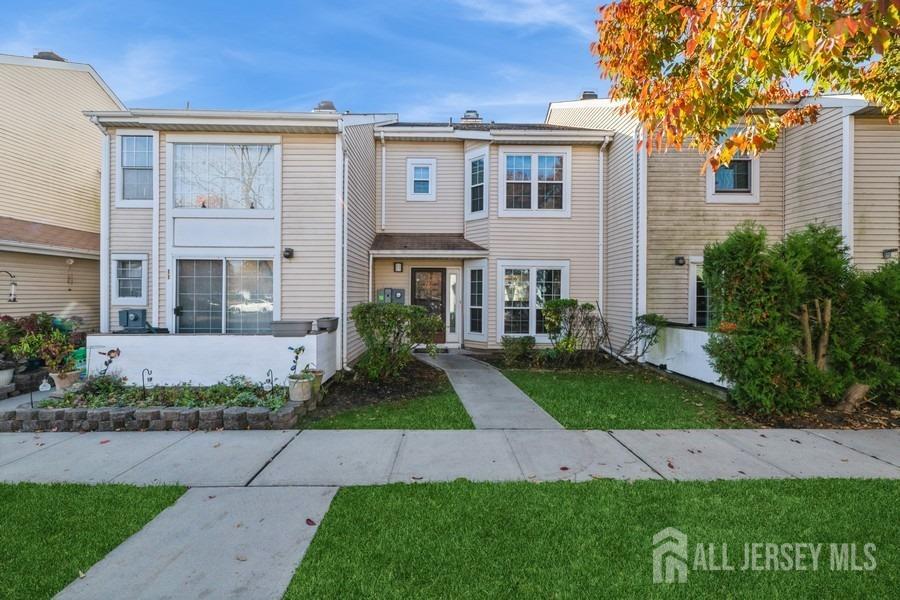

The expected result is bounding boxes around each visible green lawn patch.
[0,483,185,600]
[505,367,736,429]
[285,479,899,598]
[304,384,473,429]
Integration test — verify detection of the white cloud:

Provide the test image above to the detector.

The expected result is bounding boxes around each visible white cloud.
[96,40,192,105]
[450,0,596,38]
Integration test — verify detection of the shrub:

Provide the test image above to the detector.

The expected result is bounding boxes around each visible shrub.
[703,222,899,412]
[12,329,77,373]
[501,335,535,367]
[541,299,605,366]
[350,302,442,382]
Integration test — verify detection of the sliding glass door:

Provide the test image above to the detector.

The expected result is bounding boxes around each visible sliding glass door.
[175,259,273,334]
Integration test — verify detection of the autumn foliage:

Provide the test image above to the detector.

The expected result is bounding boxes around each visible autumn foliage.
[593,1,900,166]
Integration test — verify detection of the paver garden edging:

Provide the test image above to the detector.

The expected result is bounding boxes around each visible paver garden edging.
[0,401,308,432]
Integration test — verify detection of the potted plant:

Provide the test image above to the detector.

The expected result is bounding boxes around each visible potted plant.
[0,317,20,386]
[12,329,79,391]
[286,346,314,404]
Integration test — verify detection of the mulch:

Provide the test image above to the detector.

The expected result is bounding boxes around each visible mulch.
[307,359,449,422]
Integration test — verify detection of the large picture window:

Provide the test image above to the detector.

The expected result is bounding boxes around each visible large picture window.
[173,143,275,210]
[498,147,571,216]
[176,258,273,334]
[498,261,569,340]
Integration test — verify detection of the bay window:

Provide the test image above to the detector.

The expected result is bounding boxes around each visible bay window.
[173,143,275,210]
[465,148,487,220]
[465,259,487,340]
[498,146,571,217]
[498,260,569,340]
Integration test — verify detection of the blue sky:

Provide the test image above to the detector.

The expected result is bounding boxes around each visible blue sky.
[1,0,609,122]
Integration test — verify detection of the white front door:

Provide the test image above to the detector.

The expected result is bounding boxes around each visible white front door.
[445,267,461,344]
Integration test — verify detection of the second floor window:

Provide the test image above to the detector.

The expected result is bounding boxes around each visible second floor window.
[470,157,484,213]
[406,158,436,201]
[121,136,153,202]
[173,143,275,210]
[499,147,571,216]
[714,157,751,193]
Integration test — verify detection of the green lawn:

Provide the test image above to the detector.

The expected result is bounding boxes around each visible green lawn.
[0,483,185,600]
[285,479,899,598]
[304,384,474,429]
[505,367,736,429]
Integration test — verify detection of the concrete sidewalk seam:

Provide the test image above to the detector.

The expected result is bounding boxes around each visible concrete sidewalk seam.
[804,429,900,468]
[108,431,197,482]
[244,429,303,487]
[606,430,668,481]
[0,432,80,468]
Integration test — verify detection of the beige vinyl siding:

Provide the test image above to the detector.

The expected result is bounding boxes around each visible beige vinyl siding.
[343,124,377,362]
[484,144,602,346]
[783,107,843,232]
[546,101,638,348]
[0,251,100,330]
[107,132,153,327]
[375,140,465,233]
[280,134,337,319]
[372,258,463,298]
[0,62,119,234]
[854,117,900,271]
[645,142,784,323]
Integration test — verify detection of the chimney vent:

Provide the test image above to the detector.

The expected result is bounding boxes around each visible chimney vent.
[580,90,598,100]
[460,109,482,123]
[313,100,337,113]
[33,50,66,62]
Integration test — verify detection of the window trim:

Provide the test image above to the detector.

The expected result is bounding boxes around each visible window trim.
[496,259,570,342]
[464,148,488,221]
[111,253,148,306]
[705,155,760,204]
[497,146,571,218]
[687,256,705,326]
[464,259,487,341]
[406,158,436,201]
[115,130,157,209]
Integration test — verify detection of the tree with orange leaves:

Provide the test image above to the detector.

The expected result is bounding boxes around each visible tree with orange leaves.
[593,1,899,167]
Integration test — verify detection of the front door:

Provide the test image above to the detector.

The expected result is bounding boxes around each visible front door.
[411,268,446,343]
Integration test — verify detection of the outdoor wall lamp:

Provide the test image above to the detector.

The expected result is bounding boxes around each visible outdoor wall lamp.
[674,256,686,266]
[283,248,295,259]
[882,248,898,260]
[1,270,16,302]
[394,262,404,273]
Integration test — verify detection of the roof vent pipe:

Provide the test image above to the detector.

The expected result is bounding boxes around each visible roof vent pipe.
[580,90,598,100]
[460,109,482,123]
[313,100,337,113]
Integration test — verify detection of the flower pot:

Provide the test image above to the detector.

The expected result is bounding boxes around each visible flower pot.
[288,376,313,405]
[272,320,313,337]
[316,317,339,333]
[0,367,14,387]
[308,369,325,403]
[49,370,80,391]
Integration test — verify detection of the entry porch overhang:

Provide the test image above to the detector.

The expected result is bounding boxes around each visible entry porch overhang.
[369,233,488,258]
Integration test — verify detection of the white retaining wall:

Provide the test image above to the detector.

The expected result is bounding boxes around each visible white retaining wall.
[86,332,338,387]
[645,326,725,386]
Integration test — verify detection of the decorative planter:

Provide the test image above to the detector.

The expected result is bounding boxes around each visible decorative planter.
[0,366,14,387]
[272,320,313,337]
[307,369,325,403]
[316,317,339,333]
[49,370,80,391]
[288,376,313,404]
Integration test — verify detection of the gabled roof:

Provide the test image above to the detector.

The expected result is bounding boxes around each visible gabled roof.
[0,53,125,110]
[370,233,488,257]
[375,120,613,143]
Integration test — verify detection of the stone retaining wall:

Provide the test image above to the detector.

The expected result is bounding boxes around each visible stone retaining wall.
[0,402,308,433]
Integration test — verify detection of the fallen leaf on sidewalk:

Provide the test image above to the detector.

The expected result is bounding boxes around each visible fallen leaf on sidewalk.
[99,439,110,445]
[213,442,221,448]
[78,571,86,579]
[305,518,317,526]
[559,466,570,471]
[236,554,247,562]
[666,459,676,470]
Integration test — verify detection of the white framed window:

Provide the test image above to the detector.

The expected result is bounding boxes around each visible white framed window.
[687,257,709,327]
[496,260,569,342]
[465,148,488,220]
[173,142,276,210]
[406,158,436,201]
[111,253,148,305]
[498,146,571,217]
[706,129,760,203]
[464,259,487,341]
[115,131,156,209]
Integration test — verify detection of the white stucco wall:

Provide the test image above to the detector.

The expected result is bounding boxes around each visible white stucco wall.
[645,326,724,386]
[86,332,337,386]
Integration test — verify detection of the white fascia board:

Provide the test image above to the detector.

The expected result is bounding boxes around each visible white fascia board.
[0,241,99,260]
[369,250,489,258]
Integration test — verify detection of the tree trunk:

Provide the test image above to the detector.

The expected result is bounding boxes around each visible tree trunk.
[799,304,813,363]
[836,382,871,414]
[815,299,832,371]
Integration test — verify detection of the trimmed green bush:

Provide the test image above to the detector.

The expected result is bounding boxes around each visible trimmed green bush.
[501,335,535,367]
[350,302,442,381]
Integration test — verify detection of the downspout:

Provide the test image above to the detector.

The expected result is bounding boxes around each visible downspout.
[92,116,111,333]
[380,131,386,231]
[342,146,349,370]
[631,125,640,332]
[597,137,610,314]
[334,124,346,371]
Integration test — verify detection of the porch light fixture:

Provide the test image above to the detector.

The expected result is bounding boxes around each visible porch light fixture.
[882,248,898,260]
[674,256,686,266]
[393,262,403,273]
[1,270,16,302]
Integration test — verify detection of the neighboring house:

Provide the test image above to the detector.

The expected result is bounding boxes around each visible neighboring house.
[86,105,611,384]
[0,53,124,329]
[546,93,900,383]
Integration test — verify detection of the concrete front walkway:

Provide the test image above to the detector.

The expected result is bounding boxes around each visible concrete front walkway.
[418,353,562,429]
